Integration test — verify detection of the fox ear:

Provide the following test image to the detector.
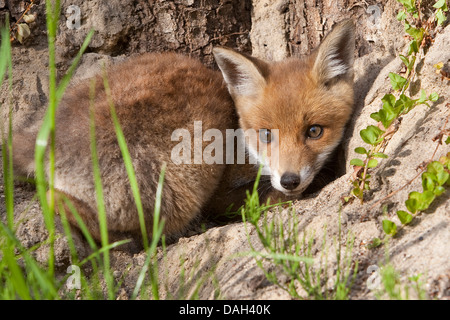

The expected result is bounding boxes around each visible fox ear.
[312,20,355,85]
[213,47,268,98]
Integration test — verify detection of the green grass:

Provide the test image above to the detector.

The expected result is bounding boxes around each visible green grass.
[370,247,428,300]
[0,1,167,299]
[241,166,359,300]
[372,264,428,300]
[0,1,218,300]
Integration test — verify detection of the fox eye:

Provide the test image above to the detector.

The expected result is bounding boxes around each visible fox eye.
[307,125,323,139]
[259,129,273,143]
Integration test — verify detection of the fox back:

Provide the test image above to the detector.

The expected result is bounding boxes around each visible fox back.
[12,20,355,245]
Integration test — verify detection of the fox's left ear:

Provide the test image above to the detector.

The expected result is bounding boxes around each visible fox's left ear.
[213,47,269,99]
[312,19,355,85]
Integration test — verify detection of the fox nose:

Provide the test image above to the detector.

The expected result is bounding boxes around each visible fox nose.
[280,172,301,190]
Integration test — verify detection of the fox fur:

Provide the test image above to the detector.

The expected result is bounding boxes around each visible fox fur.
[12,20,355,244]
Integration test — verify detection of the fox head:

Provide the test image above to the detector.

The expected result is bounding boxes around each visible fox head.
[213,20,355,196]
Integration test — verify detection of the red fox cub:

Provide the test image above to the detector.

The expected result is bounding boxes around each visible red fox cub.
[12,20,355,243]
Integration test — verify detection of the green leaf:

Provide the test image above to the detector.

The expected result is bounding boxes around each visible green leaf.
[436,171,449,186]
[434,186,445,196]
[350,158,365,167]
[377,108,396,129]
[405,193,419,213]
[377,94,400,128]
[436,9,447,26]
[433,0,445,8]
[440,154,450,168]
[407,55,416,71]
[382,220,397,235]
[389,72,407,91]
[420,190,436,210]
[405,25,424,42]
[370,112,382,122]
[382,94,396,109]
[446,137,450,145]
[427,161,444,174]
[351,186,363,199]
[360,125,384,146]
[399,54,409,67]
[372,152,388,158]
[397,210,413,225]
[367,159,378,168]
[397,94,415,113]
[397,9,407,21]
[354,147,367,155]
[417,89,428,104]
[422,172,437,192]
[380,109,396,129]
[409,274,422,282]
[407,191,436,213]
[368,237,382,249]
[429,92,439,102]
[408,39,419,54]
[398,0,417,13]
[399,54,415,72]
[433,0,448,10]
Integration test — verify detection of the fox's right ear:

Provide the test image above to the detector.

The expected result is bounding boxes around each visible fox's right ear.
[312,19,355,85]
[213,47,268,98]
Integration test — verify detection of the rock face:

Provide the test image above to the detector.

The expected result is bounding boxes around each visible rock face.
[0,1,449,299]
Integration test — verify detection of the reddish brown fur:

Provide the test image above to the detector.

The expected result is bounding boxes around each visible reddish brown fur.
[14,53,237,242]
[213,20,355,198]
[240,56,353,174]
[12,20,355,246]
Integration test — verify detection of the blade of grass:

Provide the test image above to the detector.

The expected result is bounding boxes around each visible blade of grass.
[56,202,79,264]
[78,240,131,268]
[131,166,166,300]
[0,235,31,299]
[62,197,98,252]
[0,20,12,84]
[61,195,108,298]
[34,0,94,279]
[0,19,14,230]
[1,2,96,299]
[101,69,149,250]
[237,251,314,265]
[149,164,166,299]
[0,222,59,299]
[0,17,32,301]
[88,78,115,300]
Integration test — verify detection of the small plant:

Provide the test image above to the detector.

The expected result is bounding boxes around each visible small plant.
[349,0,445,203]
[373,152,450,244]
[433,0,449,26]
[1,1,165,300]
[241,167,358,299]
[8,0,37,44]
[371,264,428,300]
[1,1,217,300]
[366,107,450,247]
